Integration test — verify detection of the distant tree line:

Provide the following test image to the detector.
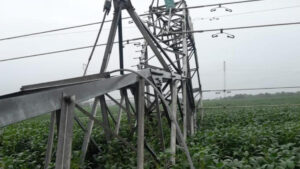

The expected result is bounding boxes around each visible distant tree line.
[227,91,300,99]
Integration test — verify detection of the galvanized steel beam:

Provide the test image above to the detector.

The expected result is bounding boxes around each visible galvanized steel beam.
[0,70,151,127]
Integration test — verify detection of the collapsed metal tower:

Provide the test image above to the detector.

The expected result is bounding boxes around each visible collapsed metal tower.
[0,0,202,168]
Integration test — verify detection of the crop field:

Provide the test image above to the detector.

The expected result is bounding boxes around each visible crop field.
[1,93,300,169]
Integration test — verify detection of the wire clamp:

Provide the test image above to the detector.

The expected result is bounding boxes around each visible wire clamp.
[210,4,232,12]
[212,29,235,39]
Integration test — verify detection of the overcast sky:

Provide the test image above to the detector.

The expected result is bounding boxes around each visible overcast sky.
[1,0,300,98]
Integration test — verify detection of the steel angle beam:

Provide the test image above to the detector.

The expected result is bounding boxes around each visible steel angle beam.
[126,6,171,72]
[21,73,110,91]
[0,70,151,127]
[162,48,184,55]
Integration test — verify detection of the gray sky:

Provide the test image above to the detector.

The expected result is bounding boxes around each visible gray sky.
[1,0,300,99]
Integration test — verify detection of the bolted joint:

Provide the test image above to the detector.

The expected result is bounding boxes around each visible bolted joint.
[136,76,144,83]
[64,95,76,104]
[102,72,111,78]
[153,76,163,88]
[170,71,176,81]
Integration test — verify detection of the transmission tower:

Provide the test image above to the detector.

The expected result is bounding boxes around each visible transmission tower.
[0,0,203,168]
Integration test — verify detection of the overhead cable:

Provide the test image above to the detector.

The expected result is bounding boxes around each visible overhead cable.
[1,21,300,63]
[0,0,265,42]
[202,86,300,93]
[196,5,300,21]
[0,37,143,62]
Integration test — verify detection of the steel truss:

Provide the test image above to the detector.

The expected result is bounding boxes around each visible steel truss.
[148,0,203,135]
[0,0,203,168]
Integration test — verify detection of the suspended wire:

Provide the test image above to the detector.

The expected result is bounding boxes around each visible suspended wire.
[0,22,105,41]
[174,0,264,10]
[0,0,265,42]
[0,37,144,62]
[13,25,135,38]
[168,21,300,35]
[83,10,109,76]
[15,4,299,38]
[1,3,295,39]
[0,15,145,42]
[202,86,300,93]
[1,21,300,63]
[196,5,300,21]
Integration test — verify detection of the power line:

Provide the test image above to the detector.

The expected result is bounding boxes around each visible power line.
[14,3,299,39]
[12,26,135,38]
[0,37,144,62]
[152,0,265,11]
[196,5,300,21]
[26,3,291,39]
[202,86,300,93]
[0,15,145,42]
[19,19,299,38]
[0,0,265,42]
[0,22,105,42]
[1,21,300,63]
[168,21,300,34]
[181,0,264,10]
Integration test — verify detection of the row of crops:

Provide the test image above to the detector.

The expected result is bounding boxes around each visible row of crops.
[0,93,300,168]
[175,106,300,169]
